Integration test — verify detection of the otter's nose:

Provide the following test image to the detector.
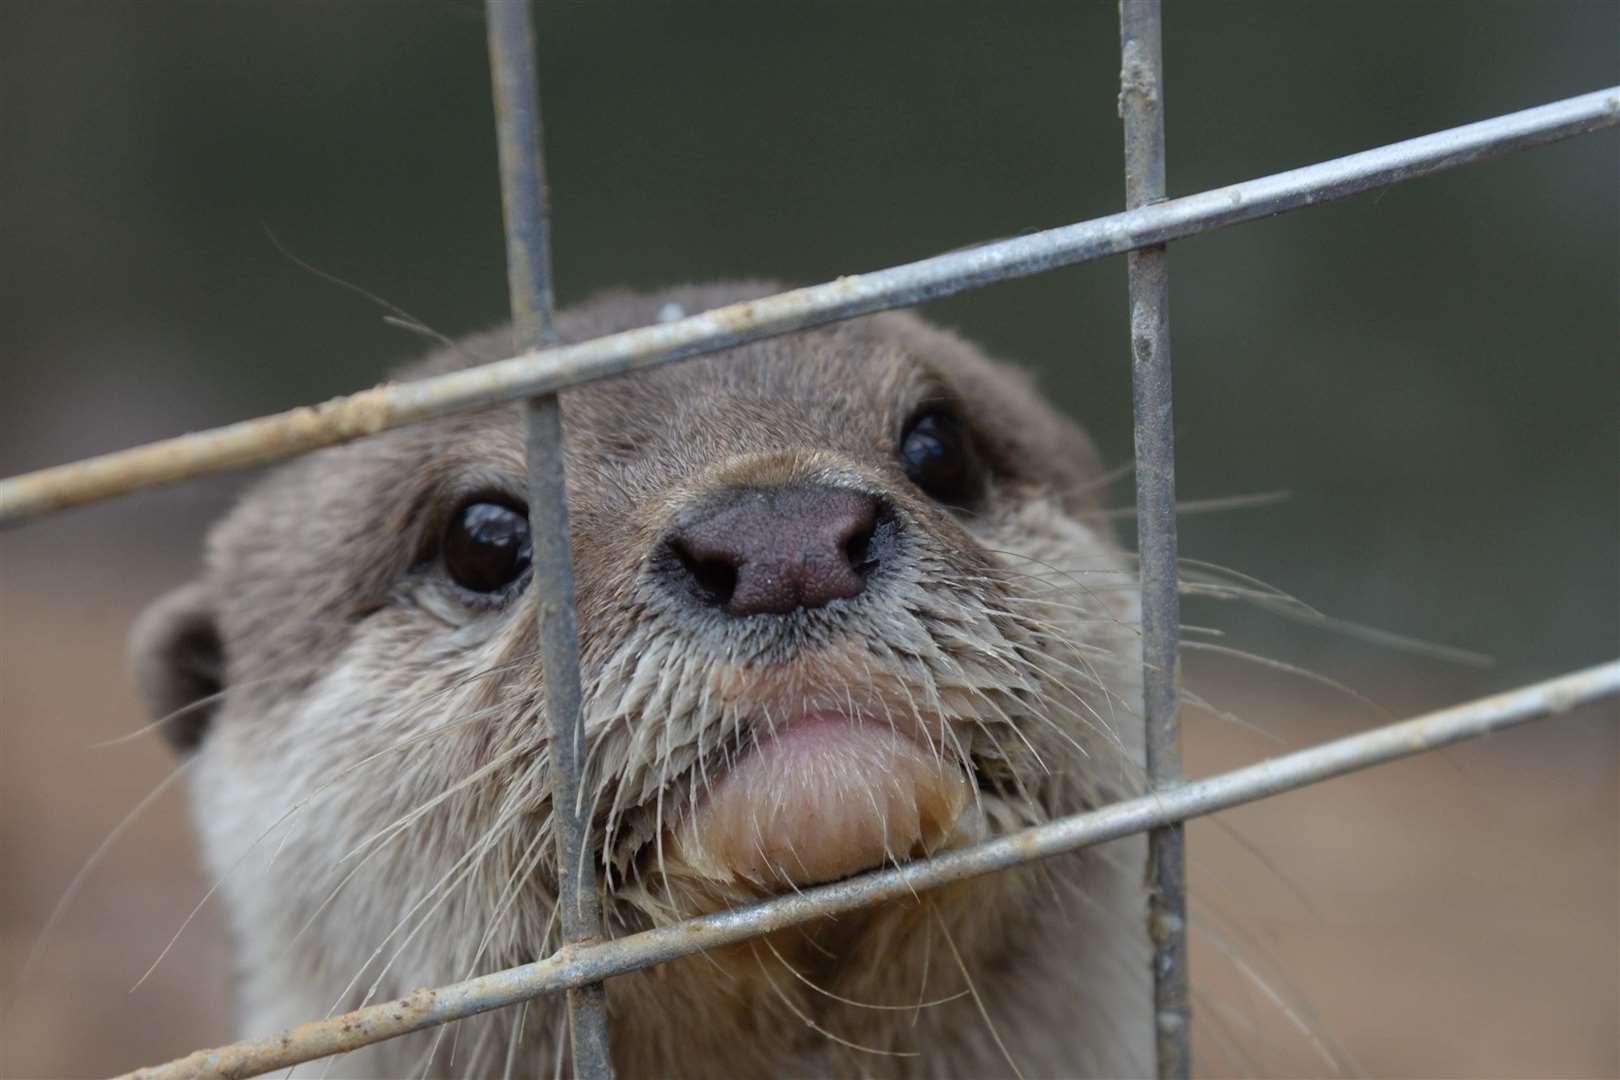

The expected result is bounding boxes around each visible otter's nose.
[663,487,887,616]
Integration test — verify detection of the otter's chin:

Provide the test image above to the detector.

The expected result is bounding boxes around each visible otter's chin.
[665,710,973,891]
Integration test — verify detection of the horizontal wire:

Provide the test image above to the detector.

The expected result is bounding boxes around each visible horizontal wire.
[3,86,1615,525]
[118,661,1620,1080]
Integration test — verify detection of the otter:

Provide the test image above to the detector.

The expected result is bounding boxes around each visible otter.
[132,281,1152,1077]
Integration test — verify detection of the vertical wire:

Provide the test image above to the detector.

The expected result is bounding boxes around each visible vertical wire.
[1118,1,1190,1076]
[485,1,615,1076]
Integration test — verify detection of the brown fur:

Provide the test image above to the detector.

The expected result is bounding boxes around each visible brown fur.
[133,282,1152,1077]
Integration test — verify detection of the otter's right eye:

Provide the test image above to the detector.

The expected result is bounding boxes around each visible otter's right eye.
[444,501,532,594]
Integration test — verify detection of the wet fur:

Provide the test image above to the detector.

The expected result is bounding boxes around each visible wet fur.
[134,282,1153,1077]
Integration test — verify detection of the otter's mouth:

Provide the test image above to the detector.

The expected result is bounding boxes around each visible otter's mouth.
[660,707,975,892]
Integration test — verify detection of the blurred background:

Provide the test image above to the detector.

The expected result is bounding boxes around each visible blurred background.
[1,0,1615,1076]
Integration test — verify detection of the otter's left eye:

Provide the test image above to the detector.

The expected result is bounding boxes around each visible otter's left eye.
[898,409,984,508]
[444,501,532,595]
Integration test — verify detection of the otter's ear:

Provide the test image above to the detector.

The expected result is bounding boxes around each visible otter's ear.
[131,582,225,754]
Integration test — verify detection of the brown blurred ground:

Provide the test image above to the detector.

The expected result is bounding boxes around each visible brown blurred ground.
[1,559,1614,1079]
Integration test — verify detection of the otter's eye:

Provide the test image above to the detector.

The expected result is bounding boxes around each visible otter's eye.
[444,501,532,594]
[898,409,983,508]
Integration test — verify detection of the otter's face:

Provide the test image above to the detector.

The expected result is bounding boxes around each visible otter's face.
[133,283,1147,1075]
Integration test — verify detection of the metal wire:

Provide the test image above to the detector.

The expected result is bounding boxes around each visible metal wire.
[5,13,1614,1076]
[484,2,614,1076]
[0,87,1613,525]
[115,662,1620,1080]
[1117,2,1189,1075]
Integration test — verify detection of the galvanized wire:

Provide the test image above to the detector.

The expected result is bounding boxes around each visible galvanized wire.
[1117,2,1189,1075]
[484,1,614,1076]
[1,87,1613,525]
[4,25,1613,1078]
[116,662,1620,1080]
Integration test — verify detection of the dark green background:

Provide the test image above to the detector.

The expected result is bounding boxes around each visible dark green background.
[3,0,1616,709]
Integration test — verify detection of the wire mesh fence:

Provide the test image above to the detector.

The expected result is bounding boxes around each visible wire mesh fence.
[0,2,1613,1077]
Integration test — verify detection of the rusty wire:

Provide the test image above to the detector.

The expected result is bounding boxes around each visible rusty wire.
[0,88,1613,526]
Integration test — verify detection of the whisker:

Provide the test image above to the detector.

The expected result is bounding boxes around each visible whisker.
[338,743,528,866]
[911,909,933,1026]
[9,756,194,1012]
[1189,909,1360,1077]
[1182,641,1392,722]
[334,814,511,1017]
[1179,686,1284,744]
[759,935,968,1012]
[929,900,1025,1080]
[261,224,481,362]
[1095,489,1293,520]
[749,943,920,1058]
[502,999,529,1080]
[89,674,280,749]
